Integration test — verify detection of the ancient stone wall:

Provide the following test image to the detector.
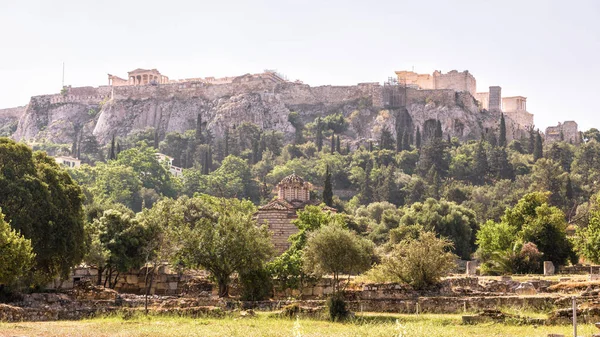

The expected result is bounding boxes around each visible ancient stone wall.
[504,110,534,130]
[545,121,580,144]
[433,70,477,96]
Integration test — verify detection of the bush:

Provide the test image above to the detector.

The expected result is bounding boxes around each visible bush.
[366,230,457,290]
[326,294,349,321]
[239,268,273,301]
[281,303,300,318]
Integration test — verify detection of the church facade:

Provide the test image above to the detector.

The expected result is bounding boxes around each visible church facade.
[256,173,335,253]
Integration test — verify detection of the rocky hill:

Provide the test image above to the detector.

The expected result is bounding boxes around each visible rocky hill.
[9,77,519,147]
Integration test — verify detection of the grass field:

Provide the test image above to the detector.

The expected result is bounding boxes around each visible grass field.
[0,312,595,337]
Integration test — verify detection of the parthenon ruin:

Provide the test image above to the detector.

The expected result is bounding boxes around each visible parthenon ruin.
[108,68,287,87]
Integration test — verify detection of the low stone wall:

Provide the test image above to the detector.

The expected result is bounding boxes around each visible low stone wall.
[46,266,211,296]
[557,264,600,274]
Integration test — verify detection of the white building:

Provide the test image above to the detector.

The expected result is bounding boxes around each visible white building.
[54,156,81,168]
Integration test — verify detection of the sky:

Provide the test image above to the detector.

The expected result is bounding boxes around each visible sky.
[0,0,599,130]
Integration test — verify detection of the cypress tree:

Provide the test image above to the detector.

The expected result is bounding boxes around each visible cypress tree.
[323,165,333,207]
[528,130,535,154]
[534,131,543,161]
[330,133,335,154]
[116,142,121,157]
[224,128,229,157]
[566,175,574,200]
[368,141,373,152]
[474,140,488,184]
[207,146,213,172]
[402,130,410,151]
[336,135,341,153]
[153,129,159,149]
[316,118,323,152]
[447,134,451,144]
[109,135,116,160]
[499,113,507,147]
[196,113,204,144]
[416,127,422,150]
[346,143,351,155]
[362,159,373,204]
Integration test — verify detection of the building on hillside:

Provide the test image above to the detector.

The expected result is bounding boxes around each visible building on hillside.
[545,121,580,144]
[54,156,81,168]
[256,173,336,253]
[502,96,534,129]
[155,153,183,178]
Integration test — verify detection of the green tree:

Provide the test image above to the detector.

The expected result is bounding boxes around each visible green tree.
[0,210,35,286]
[499,113,507,147]
[323,165,333,207]
[399,198,477,259]
[473,140,488,184]
[415,127,422,150]
[302,224,374,294]
[379,127,395,151]
[288,112,304,145]
[575,195,600,263]
[315,117,323,152]
[176,196,273,297]
[115,143,178,198]
[533,131,543,161]
[367,230,457,290]
[91,209,159,288]
[0,138,85,282]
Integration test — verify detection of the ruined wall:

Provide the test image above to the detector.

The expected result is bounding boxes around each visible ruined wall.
[546,121,580,144]
[474,92,489,110]
[433,70,477,96]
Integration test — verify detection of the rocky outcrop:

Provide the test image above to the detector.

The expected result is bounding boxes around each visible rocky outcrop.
[11,80,517,146]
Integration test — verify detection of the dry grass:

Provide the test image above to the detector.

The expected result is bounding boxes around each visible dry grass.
[0,312,596,337]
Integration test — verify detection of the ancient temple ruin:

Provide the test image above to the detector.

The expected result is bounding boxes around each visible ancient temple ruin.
[256,173,336,253]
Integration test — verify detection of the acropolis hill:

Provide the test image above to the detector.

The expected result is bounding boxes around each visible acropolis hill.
[0,67,579,146]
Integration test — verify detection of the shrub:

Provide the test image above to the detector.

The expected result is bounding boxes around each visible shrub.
[239,268,273,301]
[366,230,457,290]
[326,294,349,322]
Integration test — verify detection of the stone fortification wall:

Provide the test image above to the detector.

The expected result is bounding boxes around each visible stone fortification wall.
[504,110,534,130]
[48,86,111,105]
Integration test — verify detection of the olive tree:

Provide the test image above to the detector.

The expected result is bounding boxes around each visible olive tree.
[175,195,274,297]
[302,224,374,294]
[368,230,457,290]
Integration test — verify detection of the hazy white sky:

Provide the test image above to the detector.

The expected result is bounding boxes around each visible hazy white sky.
[1,0,598,130]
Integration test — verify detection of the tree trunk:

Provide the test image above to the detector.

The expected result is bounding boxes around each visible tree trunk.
[144,264,156,315]
[218,279,229,297]
[97,267,104,286]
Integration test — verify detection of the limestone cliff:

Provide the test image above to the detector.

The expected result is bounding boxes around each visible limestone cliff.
[11,79,519,146]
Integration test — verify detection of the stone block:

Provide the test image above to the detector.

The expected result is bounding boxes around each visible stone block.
[323,286,333,295]
[544,261,555,276]
[168,282,178,290]
[500,276,512,282]
[590,274,600,281]
[515,282,536,295]
[466,261,477,276]
[126,275,138,284]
